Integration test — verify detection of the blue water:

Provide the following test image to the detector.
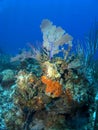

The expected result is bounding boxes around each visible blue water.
[0,0,98,54]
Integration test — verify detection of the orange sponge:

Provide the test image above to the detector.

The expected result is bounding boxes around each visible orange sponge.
[41,76,62,98]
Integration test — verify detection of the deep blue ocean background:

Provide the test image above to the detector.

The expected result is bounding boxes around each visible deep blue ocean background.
[0,0,98,54]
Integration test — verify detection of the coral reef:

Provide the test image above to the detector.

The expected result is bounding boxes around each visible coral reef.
[0,19,97,130]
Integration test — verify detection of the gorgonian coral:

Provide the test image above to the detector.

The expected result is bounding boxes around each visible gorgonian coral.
[40,19,73,59]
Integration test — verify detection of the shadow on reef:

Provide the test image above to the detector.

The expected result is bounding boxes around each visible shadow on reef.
[0,19,98,130]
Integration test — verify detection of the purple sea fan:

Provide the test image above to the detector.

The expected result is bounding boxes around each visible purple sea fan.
[40,19,73,59]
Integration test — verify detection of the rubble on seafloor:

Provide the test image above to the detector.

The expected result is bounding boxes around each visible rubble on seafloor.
[0,19,98,130]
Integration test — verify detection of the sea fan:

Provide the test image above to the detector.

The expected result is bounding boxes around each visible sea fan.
[40,19,73,60]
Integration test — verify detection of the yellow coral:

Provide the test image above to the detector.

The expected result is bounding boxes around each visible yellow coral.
[42,61,61,79]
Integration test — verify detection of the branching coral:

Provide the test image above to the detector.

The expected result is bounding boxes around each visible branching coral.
[41,75,62,98]
[40,19,73,59]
